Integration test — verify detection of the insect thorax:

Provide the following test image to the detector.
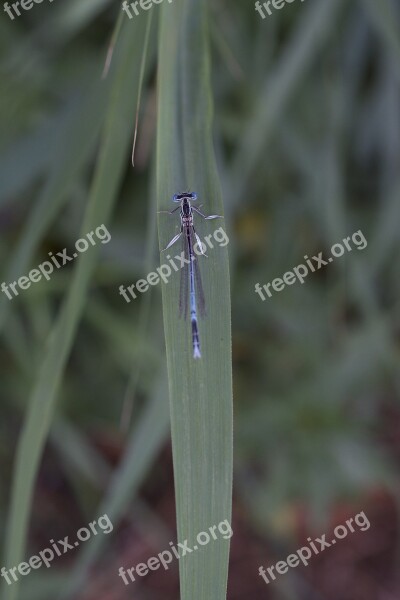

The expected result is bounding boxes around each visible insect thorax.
[181,215,193,226]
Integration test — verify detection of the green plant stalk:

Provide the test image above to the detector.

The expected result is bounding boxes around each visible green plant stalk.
[157,0,233,599]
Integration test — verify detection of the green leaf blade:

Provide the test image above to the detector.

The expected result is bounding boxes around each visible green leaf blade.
[157,1,233,599]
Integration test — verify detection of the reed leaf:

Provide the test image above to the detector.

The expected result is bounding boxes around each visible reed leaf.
[156,0,233,598]
[1,15,151,600]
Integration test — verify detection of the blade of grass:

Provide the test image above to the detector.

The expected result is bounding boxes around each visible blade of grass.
[59,373,170,600]
[102,10,125,79]
[1,15,151,600]
[120,159,159,433]
[157,1,233,599]
[361,0,400,60]
[0,76,109,334]
[229,0,347,207]
[132,12,154,165]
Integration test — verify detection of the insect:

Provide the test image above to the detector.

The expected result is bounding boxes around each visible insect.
[159,192,222,359]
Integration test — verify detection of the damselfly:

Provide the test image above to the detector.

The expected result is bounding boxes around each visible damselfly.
[159,192,222,359]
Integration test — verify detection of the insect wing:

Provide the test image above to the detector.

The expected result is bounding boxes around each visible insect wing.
[189,228,206,318]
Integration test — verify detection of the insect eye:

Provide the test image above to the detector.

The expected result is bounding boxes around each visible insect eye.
[172,194,179,201]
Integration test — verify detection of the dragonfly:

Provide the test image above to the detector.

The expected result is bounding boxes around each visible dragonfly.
[159,192,222,359]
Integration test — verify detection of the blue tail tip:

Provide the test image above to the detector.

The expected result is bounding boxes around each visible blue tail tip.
[193,347,201,359]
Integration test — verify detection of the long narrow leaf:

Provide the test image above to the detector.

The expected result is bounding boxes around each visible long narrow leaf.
[157,1,233,598]
[1,16,151,600]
